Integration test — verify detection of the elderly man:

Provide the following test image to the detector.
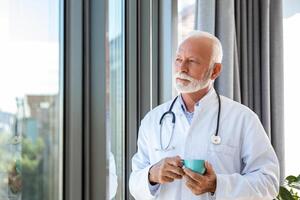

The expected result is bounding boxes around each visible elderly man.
[129,31,279,200]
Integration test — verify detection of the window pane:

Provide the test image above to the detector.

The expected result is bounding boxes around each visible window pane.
[178,0,196,43]
[283,0,300,176]
[0,1,63,200]
[107,0,125,199]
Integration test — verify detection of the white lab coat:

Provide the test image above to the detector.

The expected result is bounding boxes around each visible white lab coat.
[129,88,279,200]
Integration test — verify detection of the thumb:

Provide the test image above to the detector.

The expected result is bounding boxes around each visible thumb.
[205,161,215,175]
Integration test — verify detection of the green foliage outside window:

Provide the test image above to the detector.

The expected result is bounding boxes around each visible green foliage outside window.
[0,133,45,200]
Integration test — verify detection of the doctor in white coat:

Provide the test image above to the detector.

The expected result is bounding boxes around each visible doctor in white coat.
[129,31,279,200]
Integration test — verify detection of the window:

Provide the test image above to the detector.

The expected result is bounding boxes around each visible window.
[283,0,300,176]
[107,0,125,199]
[0,0,63,200]
[178,0,196,44]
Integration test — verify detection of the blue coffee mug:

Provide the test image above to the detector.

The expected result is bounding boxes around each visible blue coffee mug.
[183,159,206,175]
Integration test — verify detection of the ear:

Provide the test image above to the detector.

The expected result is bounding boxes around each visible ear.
[210,63,222,81]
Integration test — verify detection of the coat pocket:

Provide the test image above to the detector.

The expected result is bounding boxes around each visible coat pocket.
[207,144,239,173]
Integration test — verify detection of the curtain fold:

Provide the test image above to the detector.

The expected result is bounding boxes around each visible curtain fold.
[195,0,285,181]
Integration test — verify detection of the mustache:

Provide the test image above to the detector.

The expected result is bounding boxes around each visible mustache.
[174,72,196,82]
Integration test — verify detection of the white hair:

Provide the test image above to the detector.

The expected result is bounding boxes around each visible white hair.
[179,31,223,65]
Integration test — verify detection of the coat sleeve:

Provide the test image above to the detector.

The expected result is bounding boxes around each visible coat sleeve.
[129,118,161,199]
[215,113,280,200]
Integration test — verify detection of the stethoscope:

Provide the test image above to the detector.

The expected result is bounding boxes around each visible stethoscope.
[156,90,222,152]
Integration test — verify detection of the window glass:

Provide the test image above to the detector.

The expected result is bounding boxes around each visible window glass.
[178,0,196,44]
[282,0,300,176]
[107,0,125,199]
[0,1,63,200]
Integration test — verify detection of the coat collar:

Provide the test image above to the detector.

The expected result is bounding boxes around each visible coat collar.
[173,87,218,116]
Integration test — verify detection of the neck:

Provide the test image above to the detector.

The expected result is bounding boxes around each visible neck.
[181,86,212,112]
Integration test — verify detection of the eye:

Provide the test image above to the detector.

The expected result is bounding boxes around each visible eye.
[189,59,198,64]
[176,58,182,62]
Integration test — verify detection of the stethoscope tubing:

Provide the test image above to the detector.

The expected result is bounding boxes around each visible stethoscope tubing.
[157,90,221,151]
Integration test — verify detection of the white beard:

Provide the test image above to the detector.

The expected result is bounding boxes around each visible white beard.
[174,70,212,93]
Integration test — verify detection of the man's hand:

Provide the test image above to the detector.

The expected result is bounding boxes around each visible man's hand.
[149,156,184,185]
[183,161,216,195]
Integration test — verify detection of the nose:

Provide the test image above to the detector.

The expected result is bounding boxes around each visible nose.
[176,59,188,73]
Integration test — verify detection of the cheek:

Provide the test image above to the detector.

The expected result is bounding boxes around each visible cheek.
[189,69,204,80]
[174,64,180,73]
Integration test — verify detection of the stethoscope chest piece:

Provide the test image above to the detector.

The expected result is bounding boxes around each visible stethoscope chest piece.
[211,134,221,145]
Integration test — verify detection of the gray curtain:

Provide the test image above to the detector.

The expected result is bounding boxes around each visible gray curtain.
[195,0,285,180]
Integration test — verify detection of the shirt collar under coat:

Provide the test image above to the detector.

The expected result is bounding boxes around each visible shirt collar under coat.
[173,87,218,116]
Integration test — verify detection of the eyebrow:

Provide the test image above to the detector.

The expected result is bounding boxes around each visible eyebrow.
[175,55,201,61]
[175,51,205,62]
